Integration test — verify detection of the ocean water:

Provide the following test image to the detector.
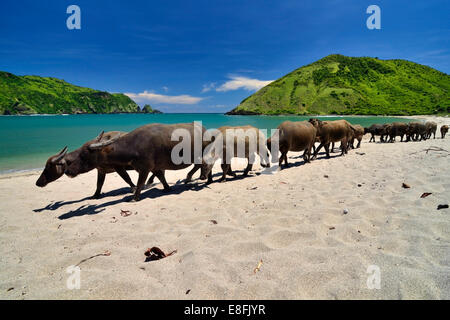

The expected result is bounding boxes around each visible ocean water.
[0,113,413,173]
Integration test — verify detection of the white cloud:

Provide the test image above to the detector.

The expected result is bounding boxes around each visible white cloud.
[201,82,216,93]
[162,86,169,92]
[216,75,274,92]
[125,91,204,105]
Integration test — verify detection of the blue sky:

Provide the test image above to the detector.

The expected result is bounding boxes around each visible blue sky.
[0,0,448,113]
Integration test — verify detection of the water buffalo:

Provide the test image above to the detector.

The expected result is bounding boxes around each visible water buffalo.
[364,124,390,143]
[266,121,316,168]
[200,125,270,182]
[406,122,427,141]
[65,123,210,201]
[35,131,149,198]
[387,122,408,142]
[441,125,449,139]
[309,118,354,159]
[425,121,437,139]
[329,124,363,151]
[349,124,365,148]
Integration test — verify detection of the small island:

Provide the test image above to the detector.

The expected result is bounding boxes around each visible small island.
[141,104,162,114]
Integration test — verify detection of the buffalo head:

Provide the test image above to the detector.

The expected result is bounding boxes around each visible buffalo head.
[64,131,120,178]
[36,146,68,187]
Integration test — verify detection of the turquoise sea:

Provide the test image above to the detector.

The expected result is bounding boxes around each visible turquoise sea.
[0,114,413,173]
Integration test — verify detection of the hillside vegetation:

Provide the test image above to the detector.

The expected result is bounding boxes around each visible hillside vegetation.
[0,71,141,115]
[227,54,450,115]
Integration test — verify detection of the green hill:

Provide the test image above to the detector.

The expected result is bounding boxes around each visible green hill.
[227,54,450,115]
[0,71,141,115]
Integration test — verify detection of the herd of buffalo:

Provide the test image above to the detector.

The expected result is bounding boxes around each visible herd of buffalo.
[36,119,449,202]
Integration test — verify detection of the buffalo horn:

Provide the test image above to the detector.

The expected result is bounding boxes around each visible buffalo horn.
[51,146,68,164]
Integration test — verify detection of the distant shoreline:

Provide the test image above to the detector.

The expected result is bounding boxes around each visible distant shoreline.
[0,112,447,117]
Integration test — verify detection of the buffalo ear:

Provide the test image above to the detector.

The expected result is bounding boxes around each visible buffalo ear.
[95,131,105,142]
[51,146,68,164]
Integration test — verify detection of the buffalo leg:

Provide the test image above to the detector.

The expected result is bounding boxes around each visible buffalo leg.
[132,170,150,202]
[340,139,348,155]
[243,161,252,176]
[279,152,286,167]
[356,138,361,148]
[207,172,213,183]
[154,170,171,192]
[115,167,136,193]
[146,173,156,185]
[324,143,331,158]
[185,164,201,183]
[219,164,230,182]
[350,139,355,149]
[281,152,289,167]
[93,170,106,199]
[303,148,310,163]
[312,143,326,159]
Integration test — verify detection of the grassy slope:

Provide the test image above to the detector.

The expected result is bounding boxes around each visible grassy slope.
[0,71,140,114]
[228,54,450,115]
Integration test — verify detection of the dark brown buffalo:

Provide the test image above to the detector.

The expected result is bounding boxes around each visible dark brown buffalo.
[441,125,449,139]
[308,118,354,158]
[425,121,437,139]
[267,121,316,168]
[65,123,209,201]
[200,125,270,182]
[329,123,364,151]
[387,122,409,142]
[406,122,427,141]
[364,124,387,142]
[35,131,146,198]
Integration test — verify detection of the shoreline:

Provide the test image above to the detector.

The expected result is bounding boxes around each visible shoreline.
[0,114,445,177]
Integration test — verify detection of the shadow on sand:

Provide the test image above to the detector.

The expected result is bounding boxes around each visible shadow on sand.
[46,180,209,220]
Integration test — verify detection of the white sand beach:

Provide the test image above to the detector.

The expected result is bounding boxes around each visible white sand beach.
[0,116,449,299]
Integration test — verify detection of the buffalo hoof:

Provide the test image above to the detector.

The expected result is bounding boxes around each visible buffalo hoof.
[91,193,101,199]
[131,186,137,193]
